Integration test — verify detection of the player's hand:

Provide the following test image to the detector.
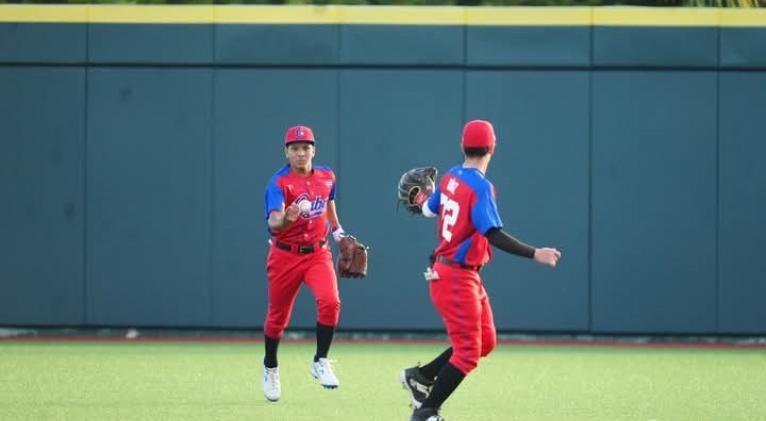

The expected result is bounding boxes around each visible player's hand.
[534,247,561,267]
[412,187,431,207]
[284,204,300,223]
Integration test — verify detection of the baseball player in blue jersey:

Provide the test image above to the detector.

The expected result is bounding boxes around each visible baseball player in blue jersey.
[398,120,562,421]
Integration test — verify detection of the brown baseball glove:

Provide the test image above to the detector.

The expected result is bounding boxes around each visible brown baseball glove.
[336,235,368,279]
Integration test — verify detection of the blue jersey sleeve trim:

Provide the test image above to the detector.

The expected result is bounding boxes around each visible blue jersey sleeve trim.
[315,165,336,200]
[470,179,503,235]
[426,186,441,215]
[264,165,290,219]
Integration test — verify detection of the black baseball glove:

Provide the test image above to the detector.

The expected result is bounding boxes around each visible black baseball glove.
[397,167,438,214]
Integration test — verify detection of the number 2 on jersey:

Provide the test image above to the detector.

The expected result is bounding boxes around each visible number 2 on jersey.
[440,193,460,242]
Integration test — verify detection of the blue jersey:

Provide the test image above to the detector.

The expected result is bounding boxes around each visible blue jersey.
[426,166,503,267]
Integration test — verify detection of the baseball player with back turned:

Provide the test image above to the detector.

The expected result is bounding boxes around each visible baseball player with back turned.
[261,125,353,402]
[399,120,562,421]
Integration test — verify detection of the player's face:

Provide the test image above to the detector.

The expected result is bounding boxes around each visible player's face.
[285,142,315,172]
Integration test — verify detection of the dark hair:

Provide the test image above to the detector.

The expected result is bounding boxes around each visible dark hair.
[286,141,314,148]
[463,147,489,158]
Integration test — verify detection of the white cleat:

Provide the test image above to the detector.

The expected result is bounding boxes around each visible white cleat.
[310,358,339,389]
[263,366,281,402]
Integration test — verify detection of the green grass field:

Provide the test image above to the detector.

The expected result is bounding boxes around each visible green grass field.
[1,340,764,421]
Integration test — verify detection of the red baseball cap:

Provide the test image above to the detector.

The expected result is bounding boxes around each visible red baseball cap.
[461,120,496,154]
[284,125,315,145]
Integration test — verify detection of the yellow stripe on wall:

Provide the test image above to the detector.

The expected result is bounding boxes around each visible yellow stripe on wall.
[593,7,721,27]
[339,6,464,25]
[466,7,591,26]
[0,5,87,23]
[215,5,340,24]
[1,5,766,27]
[720,8,766,27]
[87,5,214,24]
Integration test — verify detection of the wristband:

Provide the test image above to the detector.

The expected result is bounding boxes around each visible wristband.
[332,225,346,243]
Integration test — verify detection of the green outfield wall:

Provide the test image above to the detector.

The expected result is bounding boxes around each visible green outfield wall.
[1,5,765,334]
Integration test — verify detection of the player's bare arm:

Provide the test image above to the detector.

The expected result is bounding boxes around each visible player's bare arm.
[326,200,340,229]
[485,228,561,267]
[268,204,300,231]
[326,200,343,240]
[326,200,348,241]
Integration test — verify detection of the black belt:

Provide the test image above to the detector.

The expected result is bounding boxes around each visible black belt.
[437,256,483,272]
[275,240,326,254]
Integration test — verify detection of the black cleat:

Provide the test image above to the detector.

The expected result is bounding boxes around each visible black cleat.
[409,407,445,421]
[399,366,434,409]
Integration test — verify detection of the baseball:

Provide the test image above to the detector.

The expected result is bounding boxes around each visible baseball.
[298,200,312,213]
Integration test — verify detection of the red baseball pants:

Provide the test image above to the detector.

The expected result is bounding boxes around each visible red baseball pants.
[264,244,340,339]
[429,262,497,375]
